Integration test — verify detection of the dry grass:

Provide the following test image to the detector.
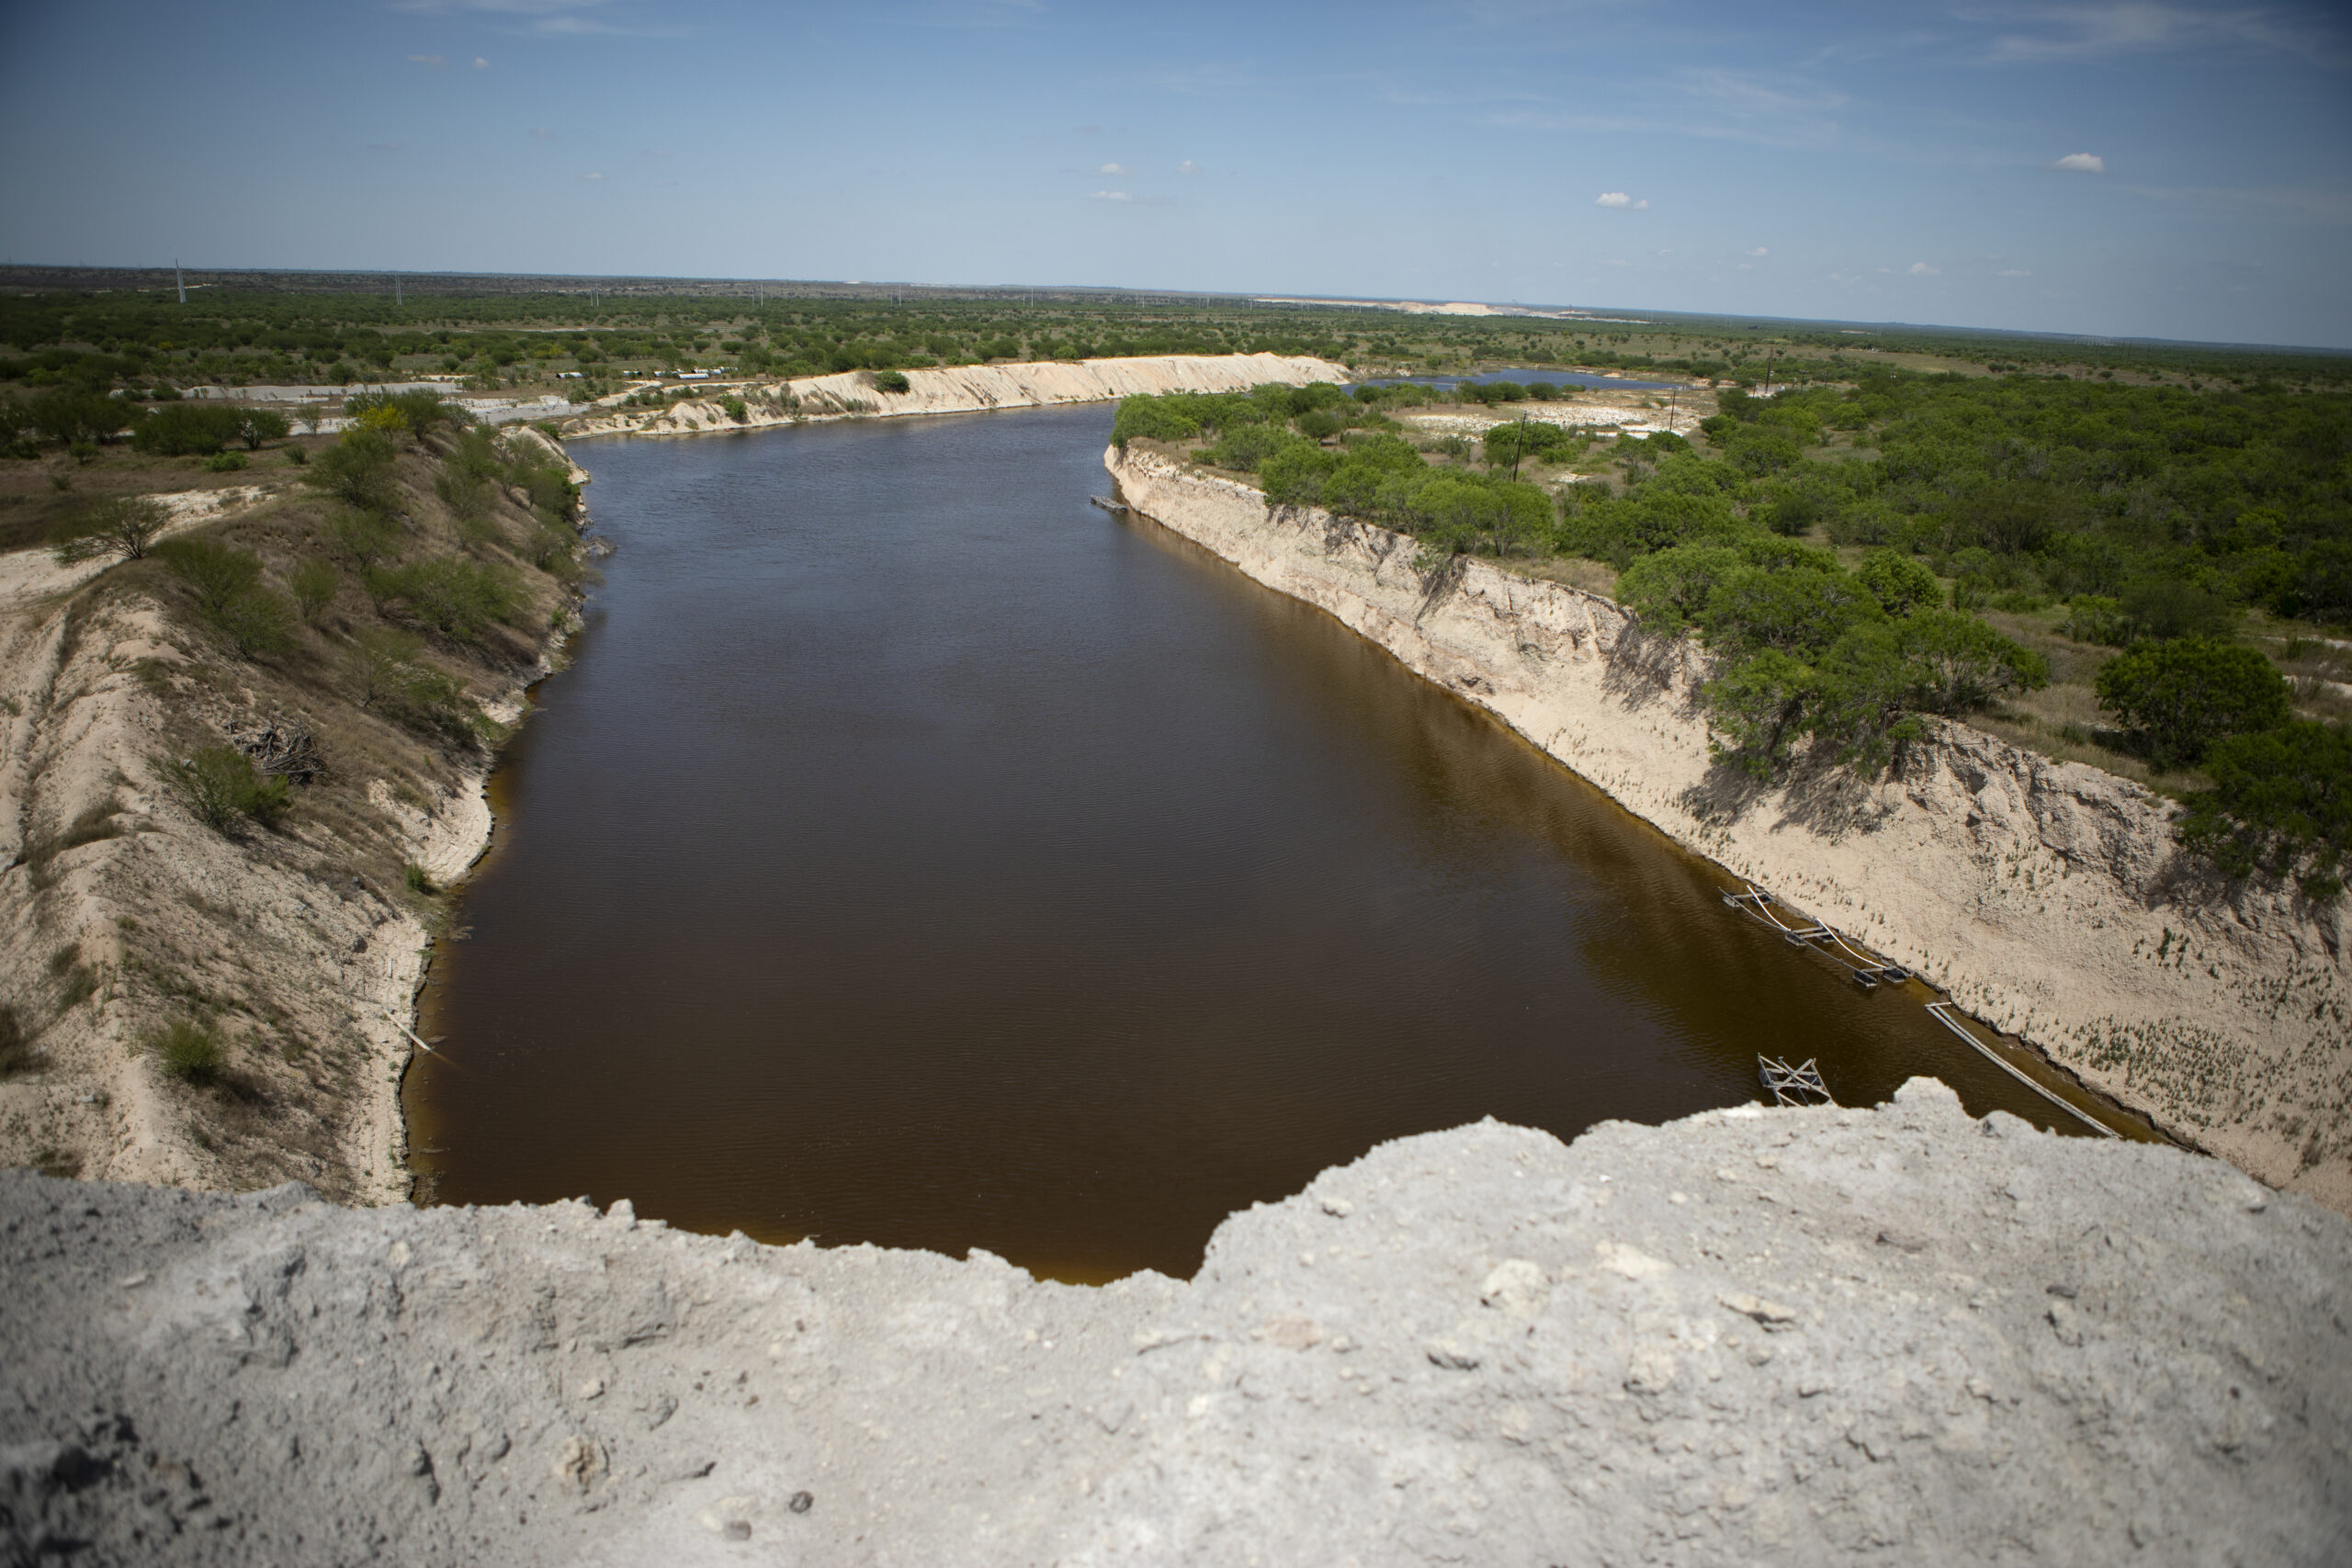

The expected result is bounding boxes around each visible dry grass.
[1510,555,1620,597]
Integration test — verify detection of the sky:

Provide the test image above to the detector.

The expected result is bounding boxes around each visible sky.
[2,1,2347,348]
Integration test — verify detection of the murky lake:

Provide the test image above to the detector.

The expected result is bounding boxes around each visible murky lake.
[408,404,2102,1281]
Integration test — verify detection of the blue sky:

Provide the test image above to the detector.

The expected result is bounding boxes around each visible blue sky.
[3,1,2346,347]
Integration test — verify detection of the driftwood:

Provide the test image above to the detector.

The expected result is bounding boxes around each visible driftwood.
[235,719,323,783]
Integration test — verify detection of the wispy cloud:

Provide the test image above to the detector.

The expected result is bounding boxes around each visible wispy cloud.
[1746,246,1769,256]
[2048,151,2107,173]
[1909,261,1940,275]
[394,0,673,38]
[582,170,604,181]
[2119,180,2352,225]
[473,56,490,67]
[1088,189,1133,203]
[1972,3,2346,67]
[1595,192,1648,209]
[1177,159,1202,175]
[1999,267,2033,276]
[531,126,556,140]
[406,53,448,66]
[1097,163,1126,175]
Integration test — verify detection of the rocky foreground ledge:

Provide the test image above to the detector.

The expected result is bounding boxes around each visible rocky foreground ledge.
[5,1083,2347,1567]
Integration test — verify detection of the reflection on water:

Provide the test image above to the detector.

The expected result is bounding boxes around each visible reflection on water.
[409,404,2095,1283]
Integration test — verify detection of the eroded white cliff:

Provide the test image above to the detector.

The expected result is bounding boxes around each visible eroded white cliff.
[1107,445,2352,1212]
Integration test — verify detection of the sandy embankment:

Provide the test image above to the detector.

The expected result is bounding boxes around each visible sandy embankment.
[1107,445,2352,1213]
[564,353,1351,441]
[0,469,571,1201]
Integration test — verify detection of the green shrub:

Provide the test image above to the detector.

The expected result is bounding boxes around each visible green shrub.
[365,557,520,642]
[2180,720,2352,901]
[404,861,436,895]
[322,505,401,569]
[30,390,132,447]
[235,409,291,450]
[344,625,425,708]
[51,495,169,565]
[2095,638,2291,769]
[153,1019,223,1084]
[212,584,298,658]
[156,536,293,656]
[157,536,263,615]
[872,370,910,394]
[153,746,289,832]
[289,557,339,624]
[344,389,461,437]
[2061,594,2126,644]
[304,426,400,512]
[202,450,248,473]
[130,402,243,456]
[434,466,495,538]
[720,395,749,423]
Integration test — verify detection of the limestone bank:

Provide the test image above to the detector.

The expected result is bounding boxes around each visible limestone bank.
[1107,444,2352,1214]
[562,353,1350,441]
[6,1085,2346,1565]
[0,431,581,1203]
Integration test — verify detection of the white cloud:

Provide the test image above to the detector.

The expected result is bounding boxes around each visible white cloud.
[407,53,447,66]
[1088,189,1133,202]
[2049,152,2107,174]
[1097,163,1126,175]
[582,171,603,181]
[472,56,490,67]
[1595,192,1648,209]
[1177,159,1202,175]
[1746,245,1769,256]
[1908,261,1940,275]
[1998,267,2033,276]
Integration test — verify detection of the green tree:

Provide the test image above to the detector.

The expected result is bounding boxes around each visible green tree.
[235,408,291,450]
[2179,720,2352,901]
[2095,638,2291,769]
[1853,550,1943,617]
[345,626,424,708]
[28,390,130,448]
[305,426,401,512]
[51,496,169,565]
[130,402,244,456]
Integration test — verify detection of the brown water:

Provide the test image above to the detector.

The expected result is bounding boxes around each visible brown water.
[408,406,2109,1282]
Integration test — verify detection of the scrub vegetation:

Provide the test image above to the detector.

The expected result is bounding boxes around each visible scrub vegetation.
[1116,360,2351,902]
[4,272,2345,901]
[1,373,589,1192]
